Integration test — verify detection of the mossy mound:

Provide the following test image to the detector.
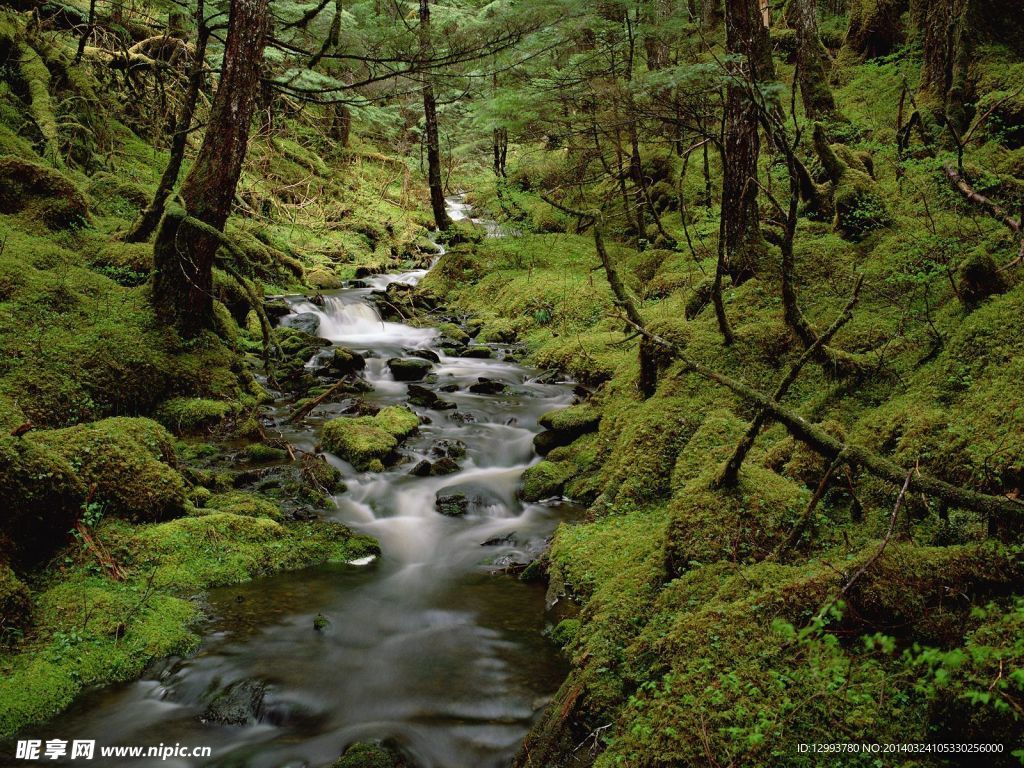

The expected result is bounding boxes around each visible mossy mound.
[157,397,235,435]
[0,156,89,229]
[664,467,809,575]
[322,418,397,471]
[32,417,186,523]
[373,405,420,440]
[521,460,573,501]
[204,490,283,521]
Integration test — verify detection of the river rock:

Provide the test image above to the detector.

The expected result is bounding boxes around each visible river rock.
[387,357,432,381]
[202,679,266,725]
[469,377,505,395]
[435,492,469,517]
[348,279,370,288]
[331,742,401,768]
[407,384,455,411]
[330,346,366,374]
[439,383,460,393]
[430,456,459,475]
[354,266,378,278]
[435,482,504,517]
[408,348,440,363]
[462,345,493,358]
[481,533,516,547]
[286,312,321,335]
[431,439,466,459]
[409,460,433,477]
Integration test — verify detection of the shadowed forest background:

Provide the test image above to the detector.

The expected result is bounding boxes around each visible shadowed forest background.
[1,0,1024,764]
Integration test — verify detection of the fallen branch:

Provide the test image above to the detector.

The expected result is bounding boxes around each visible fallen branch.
[283,377,357,423]
[619,315,1022,522]
[714,274,864,488]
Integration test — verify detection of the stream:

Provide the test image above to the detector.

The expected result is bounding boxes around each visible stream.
[41,197,579,768]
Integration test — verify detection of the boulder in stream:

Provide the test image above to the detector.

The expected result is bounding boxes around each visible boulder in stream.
[462,345,493,359]
[286,312,321,335]
[201,678,267,725]
[331,742,401,768]
[407,384,455,410]
[387,357,432,381]
[469,377,505,395]
[329,346,366,375]
[408,348,440,363]
[435,492,469,517]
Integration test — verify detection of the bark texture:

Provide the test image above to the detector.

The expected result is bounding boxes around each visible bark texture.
[786,0,842,120]
[420,0,450,231]
[151,0,269,335]
[721,0,775,282]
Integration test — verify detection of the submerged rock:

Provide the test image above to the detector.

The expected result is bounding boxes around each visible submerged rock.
[330,741,400,768]
[430,439,466,459]
[387,357,432,381]
[202,679,266,725]
[408,348,440,363]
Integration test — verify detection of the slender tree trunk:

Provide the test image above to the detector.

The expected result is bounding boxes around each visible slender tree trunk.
[126,1,209,243]
[787,0,842,121]
[151,0,269,335]
[420,0,449,231]
[721,0,775,282]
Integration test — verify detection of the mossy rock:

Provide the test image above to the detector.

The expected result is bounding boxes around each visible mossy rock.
[373,405,419,440]
[521,460,573,501]
[205,491,283,521]
[241,443,288,464]
[33,417,187,523]
[0,564,32,632]
[157,397,235,435]
[957,249,1007,309]
[0,156,89,229]
[330,346,366,374]
[331,742,399,768]
[307,267,342,290]
[300,452,342,494]
[539,404,601,435]
[322,418,397,470]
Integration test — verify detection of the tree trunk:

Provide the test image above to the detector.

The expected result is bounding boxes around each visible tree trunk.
[702,0,723,29]
[420,0,450,231]
[721,0,775,282]
[787,0,842,121]
[913,0,974,132]
[126,2,209,243]
[151,0,269,335]
[840,0,907,61]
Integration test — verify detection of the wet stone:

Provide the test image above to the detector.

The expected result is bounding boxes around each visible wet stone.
[387,357,432,381]
[201,679,267,725]
[435,492,469,517]
[469,378,505,395]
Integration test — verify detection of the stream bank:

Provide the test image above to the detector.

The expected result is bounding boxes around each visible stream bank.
[35,197,583,768]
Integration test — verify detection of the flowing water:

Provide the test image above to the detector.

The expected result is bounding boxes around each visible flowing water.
[39,198,578,768]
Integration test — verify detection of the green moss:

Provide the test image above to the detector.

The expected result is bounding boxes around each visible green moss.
[539,403,601,434]
[372,405,420,440]
[241,442,288,463]
[157,397,235,435]
[664,466,809,574]
[0,564,31,633]
[322,418,398,470]
[521,460,573,501]
[204,491,282,521]
[330,742,398,768]
[32,417,187,522]
[0,156,88,229]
